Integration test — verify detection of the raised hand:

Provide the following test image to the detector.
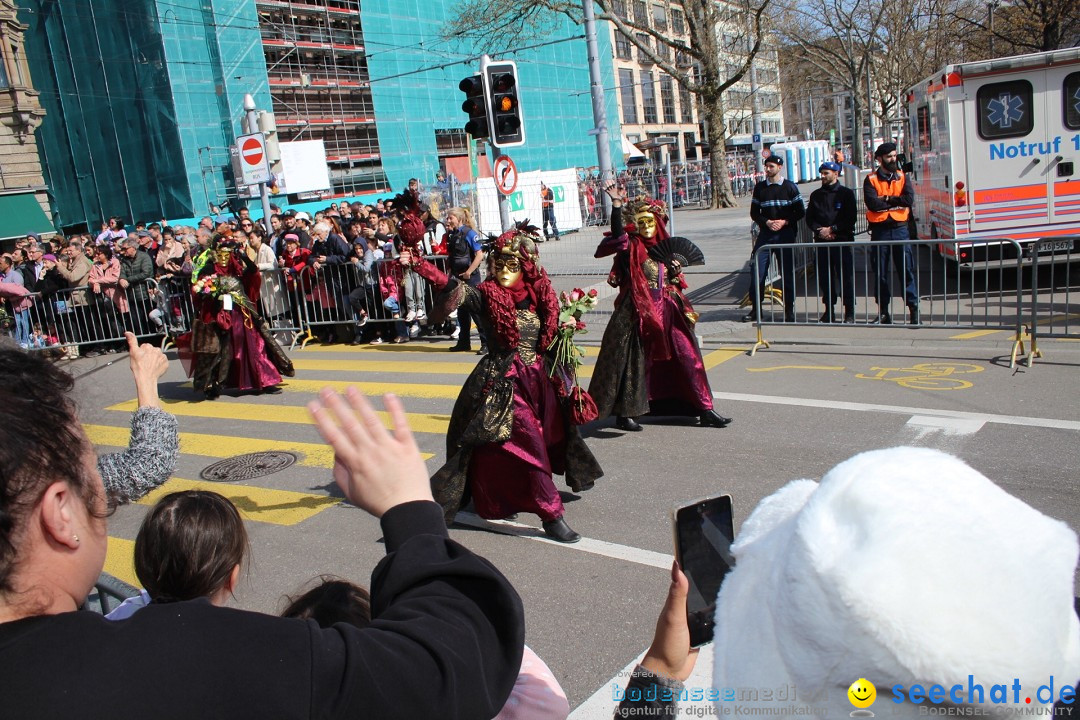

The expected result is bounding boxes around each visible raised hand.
[307,389,433,517]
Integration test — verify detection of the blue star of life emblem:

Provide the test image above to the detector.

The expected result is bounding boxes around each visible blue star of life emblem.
[1073,87,1080,116]
[987,93,1024,128]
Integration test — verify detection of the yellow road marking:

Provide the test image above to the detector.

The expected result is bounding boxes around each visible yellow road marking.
[85,424,436,465]
[702,348,748,369]
[107,398,452,435]
[105,537,139,589]
[308,343,601,357]
[291,357,594,378]
[137,477,340,526]
[950,329,1003,339]
[175,378,460,400]
[748,365,846,372]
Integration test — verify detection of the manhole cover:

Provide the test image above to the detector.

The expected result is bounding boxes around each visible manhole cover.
[200,451,298,482]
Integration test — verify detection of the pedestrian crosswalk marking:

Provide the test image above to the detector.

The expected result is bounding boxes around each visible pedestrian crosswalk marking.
[137,476,341,526]
[307,343,601,357]
[104,537,139,589]
[290,357,595,378]
[106,398,452,435]
[86,424,434,464]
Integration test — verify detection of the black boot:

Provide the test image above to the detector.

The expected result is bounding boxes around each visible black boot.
[699,410,732,428]
[908,303,921,325]
[616,416,643,432]
[542,516,581,543]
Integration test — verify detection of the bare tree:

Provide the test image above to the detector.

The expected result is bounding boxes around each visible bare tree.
[949,0,1080,55]
[445,0,772,208]
[774,0,889,165]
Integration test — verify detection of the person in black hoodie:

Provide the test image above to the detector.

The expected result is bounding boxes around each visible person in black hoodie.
[745,155,804,323]
[805,162,857,324]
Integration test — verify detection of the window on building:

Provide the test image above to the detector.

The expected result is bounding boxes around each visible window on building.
[8,43,23,86]
[435,129,469,156]
[636,33,653,63]
[611,0,629,18]
[641,70,658,123]
[684,132,697,160]
[976,79,1033,140]
[633,0,649,25]
[615,33,632,60]
[652,4,667,29]
[671,8,685,34]
[660,76,676,123]
[654,41,669,63]
[619,68,639,124]
[679,82,694,123]
[1064,72,1080,130]
[0,57,9,89]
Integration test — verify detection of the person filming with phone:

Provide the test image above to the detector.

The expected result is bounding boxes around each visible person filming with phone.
[617,447,1080,719]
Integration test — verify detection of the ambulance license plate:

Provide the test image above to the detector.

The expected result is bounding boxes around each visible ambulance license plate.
[1037,239,1073,253]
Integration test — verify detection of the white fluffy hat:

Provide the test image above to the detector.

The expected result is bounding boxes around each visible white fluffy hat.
[712,447,1080,719]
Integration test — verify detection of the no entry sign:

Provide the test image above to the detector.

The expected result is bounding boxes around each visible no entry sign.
[237,132,270,185]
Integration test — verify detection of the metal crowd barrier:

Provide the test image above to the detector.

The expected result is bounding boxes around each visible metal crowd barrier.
[292,255,456,348]
[82,572,139,615]
[21,278,167,356]
[745,236,1028,366]
[1024,240,1079,366]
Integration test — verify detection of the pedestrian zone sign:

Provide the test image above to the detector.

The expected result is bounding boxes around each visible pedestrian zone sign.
[237,132,271,186]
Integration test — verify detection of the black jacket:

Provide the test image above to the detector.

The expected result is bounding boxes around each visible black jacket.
[0,501,524,720]
[806,181,858,239]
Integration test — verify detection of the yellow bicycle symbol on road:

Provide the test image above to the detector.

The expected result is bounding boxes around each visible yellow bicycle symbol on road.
[855,363,984,390]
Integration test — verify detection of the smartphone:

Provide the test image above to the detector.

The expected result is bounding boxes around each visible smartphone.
[672,494,735,647]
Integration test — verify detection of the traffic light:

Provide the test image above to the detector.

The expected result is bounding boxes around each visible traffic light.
[485,61,525,148]
[459,73,490,140]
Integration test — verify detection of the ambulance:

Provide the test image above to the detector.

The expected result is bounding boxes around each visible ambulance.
[905,47,1080,266]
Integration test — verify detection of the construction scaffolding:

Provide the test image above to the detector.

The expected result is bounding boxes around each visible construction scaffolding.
[255,0,389,197]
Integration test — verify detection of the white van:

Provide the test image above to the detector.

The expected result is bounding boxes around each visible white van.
[906,48,1080,266]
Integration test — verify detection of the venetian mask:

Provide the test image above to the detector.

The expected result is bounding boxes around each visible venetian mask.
[214,248,232,266]
[493,254,523,288]
[633,211,658,239]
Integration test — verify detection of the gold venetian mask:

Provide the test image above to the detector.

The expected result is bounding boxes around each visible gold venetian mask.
[633,211,658,239]
[214,248,232,265]
[493,254,523,288]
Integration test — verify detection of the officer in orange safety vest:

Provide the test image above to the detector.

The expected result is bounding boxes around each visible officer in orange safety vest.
[863,142,920,325]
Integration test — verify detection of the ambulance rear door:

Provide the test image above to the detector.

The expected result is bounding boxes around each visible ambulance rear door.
[964,71,1051,231]
[1047,64,1080,224]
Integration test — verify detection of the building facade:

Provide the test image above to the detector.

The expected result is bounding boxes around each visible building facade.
[0,0,51,244]
[18,0,620,230]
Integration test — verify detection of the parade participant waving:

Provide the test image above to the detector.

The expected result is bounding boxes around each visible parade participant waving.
[407,221,603,543]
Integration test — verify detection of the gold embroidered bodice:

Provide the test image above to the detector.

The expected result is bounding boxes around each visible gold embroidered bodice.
[642,258,659,289]
[516,309,540,364]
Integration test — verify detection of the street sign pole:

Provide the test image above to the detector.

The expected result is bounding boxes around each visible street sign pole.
[481,55,511,233]
[243,94,274,235]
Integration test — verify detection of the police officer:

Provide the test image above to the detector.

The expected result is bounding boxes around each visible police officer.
[864,142,920,325]
[806,161,857,323]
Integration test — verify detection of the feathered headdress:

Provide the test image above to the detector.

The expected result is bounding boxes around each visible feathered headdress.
[391,189,426,249]
[626,195,667,222]
[493,220,542,266]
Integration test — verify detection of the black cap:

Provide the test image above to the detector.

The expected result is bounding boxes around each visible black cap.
[875,142,898,158]
[764,154,783,166]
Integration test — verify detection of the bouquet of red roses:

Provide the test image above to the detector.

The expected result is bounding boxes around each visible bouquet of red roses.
[548,287,600,423]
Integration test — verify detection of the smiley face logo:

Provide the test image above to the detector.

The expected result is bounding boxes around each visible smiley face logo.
[848,678,877,716]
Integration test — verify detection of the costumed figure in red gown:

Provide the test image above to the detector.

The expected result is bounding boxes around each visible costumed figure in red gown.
[409,221,603,543]
[588,185,731,431]
[179,233,294,399]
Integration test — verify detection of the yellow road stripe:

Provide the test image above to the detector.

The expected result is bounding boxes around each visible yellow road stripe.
[105,537,139,589]
[175,378,461,400]
[950,329,1003,339]
[137,477,340,526]
[310,343,601,357]
[748,365,846,372]
[107,398,451,435]
[703,348,748,369]
[291,357,594,378]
